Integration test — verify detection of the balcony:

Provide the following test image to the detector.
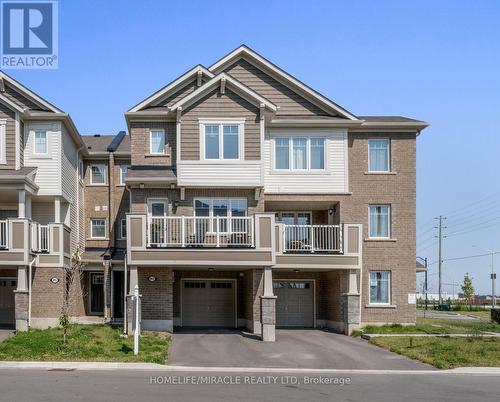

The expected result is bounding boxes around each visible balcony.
[30,222,50,253]
[147,216,254,248]
[283,224,342,253]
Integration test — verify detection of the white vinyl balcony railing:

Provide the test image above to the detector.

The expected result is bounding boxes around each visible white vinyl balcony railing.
[0,220,7,249]
[147,216,254,248]
[283,224,342,253]
[30,223,50,253]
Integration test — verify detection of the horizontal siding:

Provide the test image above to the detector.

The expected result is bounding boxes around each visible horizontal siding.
[31,202,55,224]
[223,58,330,117]
[181,87,260,161]
[263,129,347,194]
[177,162,262,187]
[155,79,199,108]
[24,122,61,195]
[4,83,44,110]
[0,103,16,169]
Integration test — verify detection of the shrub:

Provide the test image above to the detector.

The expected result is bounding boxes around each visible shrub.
[492,309,500,324]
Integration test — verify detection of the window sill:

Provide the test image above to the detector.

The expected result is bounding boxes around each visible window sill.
[364,238,397,242]
[31,155,51,159]
[87,184,109,187]
[87,238,109,241]
[145,153,170,157]
[271,170,330,175]
[364,171,397,175]
[365,304,397,309]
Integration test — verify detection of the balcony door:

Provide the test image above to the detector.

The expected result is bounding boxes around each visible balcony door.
[147,199,168,246]
[277,212,312,251]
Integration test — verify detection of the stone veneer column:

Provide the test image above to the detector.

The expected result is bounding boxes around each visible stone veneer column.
[260,266,276,342]
[343,270,361,335]
[14,266,29,331]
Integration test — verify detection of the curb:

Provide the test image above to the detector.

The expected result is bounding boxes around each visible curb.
[361,333,500,340]
[0,361,499,375]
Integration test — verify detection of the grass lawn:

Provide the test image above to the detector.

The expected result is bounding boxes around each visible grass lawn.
[370,336,500,369]
[357,317,500,335]
[0,324,170,364]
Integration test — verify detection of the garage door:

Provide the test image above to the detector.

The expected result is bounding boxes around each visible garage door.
[0,278,16,327]
[182,280,236,327]
[274,280,314,327]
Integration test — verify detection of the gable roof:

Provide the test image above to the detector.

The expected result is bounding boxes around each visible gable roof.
[128,65,214,113]
[169,72,278,112]
[82,132,131,156]
[209,45,359,120]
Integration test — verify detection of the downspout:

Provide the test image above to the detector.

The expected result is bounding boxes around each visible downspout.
[123,254,127,335]
[28,257,36,330]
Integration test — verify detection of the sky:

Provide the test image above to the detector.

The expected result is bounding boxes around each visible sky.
[6,0,500,294]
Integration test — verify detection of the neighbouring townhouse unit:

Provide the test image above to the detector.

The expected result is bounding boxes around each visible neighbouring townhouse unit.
[0,46,427,340]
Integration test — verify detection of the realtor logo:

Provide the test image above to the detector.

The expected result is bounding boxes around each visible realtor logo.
[1,0,58,69]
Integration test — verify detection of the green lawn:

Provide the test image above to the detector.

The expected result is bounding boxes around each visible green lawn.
[359,317,500,335]
[370,336,500,369]
[0,324,170,364]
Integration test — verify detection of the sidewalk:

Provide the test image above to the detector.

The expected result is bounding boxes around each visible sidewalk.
[361,333,500,340]
[0,361,499,375]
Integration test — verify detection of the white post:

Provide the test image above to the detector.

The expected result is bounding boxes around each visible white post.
[18,190,26,219]
[134,284,140,355]
[54,197,61,223]
[25,195,32,220]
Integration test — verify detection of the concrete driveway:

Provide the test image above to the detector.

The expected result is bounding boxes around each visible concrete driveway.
[169,329,434,370]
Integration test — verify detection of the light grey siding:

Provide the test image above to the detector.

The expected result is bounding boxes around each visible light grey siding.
[0,102,16,170]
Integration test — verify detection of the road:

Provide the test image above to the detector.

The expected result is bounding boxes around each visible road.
[0,369,498,401]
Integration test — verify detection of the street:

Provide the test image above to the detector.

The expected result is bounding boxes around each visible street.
[0,369,498,402]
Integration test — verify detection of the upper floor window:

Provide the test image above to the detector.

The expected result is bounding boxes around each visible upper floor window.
[90,218,107,239]
[119,219,127,239]
[150,129,166,155]
[274,137,325,171]
[368,139,390,172]
[369,204,390,238]
[119,165,129,185]
[34,130,48,155]
[194,198,247,232]
[0,119,6,164]
[369,271,391,304]
[202,122,242,160]
[90,164,107,185]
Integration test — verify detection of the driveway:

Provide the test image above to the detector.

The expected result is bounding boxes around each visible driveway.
[169,329,434,370]
[0,329,14,342]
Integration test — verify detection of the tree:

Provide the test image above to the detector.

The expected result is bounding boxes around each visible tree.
[461,273,475,311]
[60,246,87,344]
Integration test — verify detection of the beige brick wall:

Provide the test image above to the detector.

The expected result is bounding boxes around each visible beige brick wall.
[130,121,176,166]
[31,267,64,318]
[138,267,173,320]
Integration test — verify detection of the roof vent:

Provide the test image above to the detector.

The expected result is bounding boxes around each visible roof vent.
[93,134,101,137]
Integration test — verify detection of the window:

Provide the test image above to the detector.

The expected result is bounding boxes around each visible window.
[150,129,166,154]
[194,198,247,232]
[202,122,242,160]
[368,139,390,172]
[369,205,390,238]
[78,160,84,181]
[0,120,6,164]
[91,219,106,239]
[90,164,107,185]
[369,271,390,304]
[119,219,127,239]
[274,137,325,171]
[34,130,47,154]
[119,165,129,185]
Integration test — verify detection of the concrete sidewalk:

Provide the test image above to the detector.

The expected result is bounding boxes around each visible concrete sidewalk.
[362,333,500,340]
[0,361,499,375]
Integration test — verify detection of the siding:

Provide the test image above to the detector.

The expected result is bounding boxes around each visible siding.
[31,202,55,224]
[24,122,62,195]
[19,120,24,167]
[3,83,45,110]
[177,162,262,187]
[0,102,16,169]
[61,124,79,250]
[223,58,329,116]
[263,128,348,193]
[155,79,200,108]
[180,87,260,160]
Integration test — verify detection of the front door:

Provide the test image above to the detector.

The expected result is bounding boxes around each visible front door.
[90,273,104,314]
[112,271,124,319]
[0,278,16,328]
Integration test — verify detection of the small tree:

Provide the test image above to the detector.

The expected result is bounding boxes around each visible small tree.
[461,273,475,311]
[60,247,87,344]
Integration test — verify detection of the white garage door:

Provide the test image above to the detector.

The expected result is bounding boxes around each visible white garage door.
[274,280,314,328]
[182,280,236,327]
[0,278,16,327]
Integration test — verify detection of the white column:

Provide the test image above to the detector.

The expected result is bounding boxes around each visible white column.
[18,190,26,218]
[54,197,61,223]
[25,195,32,220]
[127,266,139,334]
[17,266,28,291]
[260,266,276,342]
[348,270,359,294]
[129,265,138,295]
[263,266,274,296]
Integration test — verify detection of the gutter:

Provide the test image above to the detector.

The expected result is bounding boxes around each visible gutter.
[28,257,36,330]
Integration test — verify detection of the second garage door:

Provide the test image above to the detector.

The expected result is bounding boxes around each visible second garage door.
[274,280,314,328]
[181,280,236,327]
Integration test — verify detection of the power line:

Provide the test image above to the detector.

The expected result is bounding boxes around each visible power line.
[443,192,500,219]
[428,250,500,266]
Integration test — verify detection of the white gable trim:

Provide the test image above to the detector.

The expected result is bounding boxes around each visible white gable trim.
[169,73,278,112]
[209,45,359,120]
[0,92,26,114]
[128,65,215,113]
[0,71,62,113]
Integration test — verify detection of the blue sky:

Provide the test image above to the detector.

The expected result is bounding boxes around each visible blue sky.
[7,0,500,294]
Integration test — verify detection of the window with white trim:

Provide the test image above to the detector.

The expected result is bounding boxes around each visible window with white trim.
[90,164,107,185]
[91,219,107,239]
[0,120,6,164]
[274,137,325,171]
[34,130,48,155]
[119,165,129,185]
[369,271,391,304]
[194,198,247,232]
[369,205,390,238]
[150,129,166,155]
[368,139,390,172]
[202,122,242,160]
[119,219,127,239]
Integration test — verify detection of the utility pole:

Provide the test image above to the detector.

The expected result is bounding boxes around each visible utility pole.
[436,216,445,305]
[491,251,496,308]
[424,257,428,315]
